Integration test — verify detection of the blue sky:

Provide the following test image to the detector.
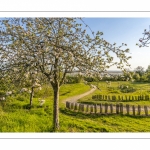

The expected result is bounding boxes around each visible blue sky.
[81,18,150,71]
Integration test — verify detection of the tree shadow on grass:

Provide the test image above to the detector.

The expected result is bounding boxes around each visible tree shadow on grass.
[131,82,148,84]
[60,108,122,120]
[60,108,150,120]
[60,91,71,96]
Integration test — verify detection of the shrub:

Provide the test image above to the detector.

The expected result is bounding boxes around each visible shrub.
[66,76,83,84]
[119,84,136,93]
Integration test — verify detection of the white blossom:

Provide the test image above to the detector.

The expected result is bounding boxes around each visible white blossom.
[20,88,28,93]
[32,83,41,88]
[39,99,45,106]
[0,97,6,101]
[6,91,12,96]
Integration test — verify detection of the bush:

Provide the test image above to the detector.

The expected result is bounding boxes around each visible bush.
[84,77,98,82]
[119,84,136,93]
[66,76,83,84]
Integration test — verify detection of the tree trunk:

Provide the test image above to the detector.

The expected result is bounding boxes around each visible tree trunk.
[53,84,60,131]
[30,87,34,107]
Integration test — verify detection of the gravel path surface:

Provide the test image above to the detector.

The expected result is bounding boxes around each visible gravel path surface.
[62,85,96,104]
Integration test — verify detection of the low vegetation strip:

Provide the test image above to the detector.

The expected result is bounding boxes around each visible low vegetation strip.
[66,101,150,116]
[92,94,150,102]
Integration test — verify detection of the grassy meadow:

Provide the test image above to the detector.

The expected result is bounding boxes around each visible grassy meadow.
[79,81,150,106]
[1,81,150,132]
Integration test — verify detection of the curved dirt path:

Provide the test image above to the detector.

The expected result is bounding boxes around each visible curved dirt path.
[62,85,96,104]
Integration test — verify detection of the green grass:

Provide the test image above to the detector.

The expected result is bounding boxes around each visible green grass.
[59,109,150,132]
[78,81,150,106]
[0,82,91,132]
[59,83,91,101]
[92,81,150,95]
[1,81,150,132]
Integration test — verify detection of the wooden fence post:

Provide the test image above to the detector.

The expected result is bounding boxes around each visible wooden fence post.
[68,102,71,109]
[90,105,94,113]
[135,96,137,101]
[145,95,149,101]
[81,104,84,112]
[132,105,135,116]
[86,104,89,113]
[99,95,102,100]
[137,105,141,115]
[129,96,131,101]
[95,104,97,114]
[126,104,130,115]
[66,101,69,108]
[147,95,149,100]
[103,95,105,100]
[79,103,82,111]
[116,104,119,114]
[120,103,123,114]
[144,106,148,116]
[141,95,144,100]
[125,96,128,101]
[132,96,134,101]
[112,96,116,101]
[105,103,108,114]
[118,95,121,101]
[108,96,110,101]
[71,103,74,109]
[74,103,78,111]
[105,95,108,100]
[99,103,102,114]
[110,104,113,114]
[97,95,99,100]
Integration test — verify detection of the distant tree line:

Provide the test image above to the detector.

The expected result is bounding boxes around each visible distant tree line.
[64,65,150,83]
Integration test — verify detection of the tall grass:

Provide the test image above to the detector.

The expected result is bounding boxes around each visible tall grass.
[1,81,150,132]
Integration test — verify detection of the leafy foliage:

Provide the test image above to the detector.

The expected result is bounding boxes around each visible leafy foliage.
[119,84,136,93]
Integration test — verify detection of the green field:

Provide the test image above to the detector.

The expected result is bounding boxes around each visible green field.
[1,81,150,132]
[79,81,150,106]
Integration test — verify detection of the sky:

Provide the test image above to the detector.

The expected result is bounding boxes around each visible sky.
[81,18,150,71]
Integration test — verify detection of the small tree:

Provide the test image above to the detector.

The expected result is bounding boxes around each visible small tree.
[133,73,140,81]
[0,18,131,131]
[146,65,150,73]
[134,66,145,77]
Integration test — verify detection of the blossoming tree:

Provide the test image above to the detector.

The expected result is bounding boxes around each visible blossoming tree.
[0,18,131,130]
